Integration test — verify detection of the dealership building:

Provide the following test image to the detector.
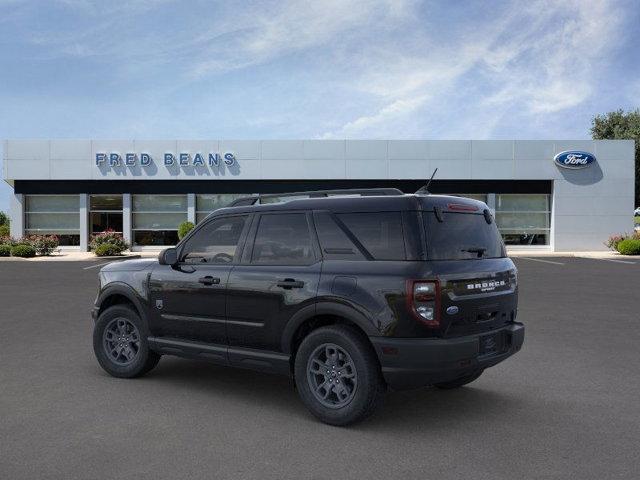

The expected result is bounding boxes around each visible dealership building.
[2,139,635,252]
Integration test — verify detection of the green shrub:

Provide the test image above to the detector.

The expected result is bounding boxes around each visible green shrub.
[616,238,640,255]
[604,234,626,251]
[0,244,10,256]
[90,229,129,252]
[5,237,22,247]
[94,243,126,257]
[0,211,9,226]
[178,221,195,240]
[25,234,59,255]
[0,224,9,237]
[10,244,36,258]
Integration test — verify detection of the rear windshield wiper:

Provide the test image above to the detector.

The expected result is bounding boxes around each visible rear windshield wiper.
[461,247,487,258]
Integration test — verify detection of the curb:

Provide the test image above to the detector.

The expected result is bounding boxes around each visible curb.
[92,254,142,261]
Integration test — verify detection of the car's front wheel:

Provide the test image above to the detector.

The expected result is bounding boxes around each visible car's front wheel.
[93,304,160,378]
[294,325,385,426]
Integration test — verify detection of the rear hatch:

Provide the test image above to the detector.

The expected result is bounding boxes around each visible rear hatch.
[421,203,518,339]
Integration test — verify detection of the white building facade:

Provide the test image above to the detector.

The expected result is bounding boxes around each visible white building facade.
[2,139,635,251]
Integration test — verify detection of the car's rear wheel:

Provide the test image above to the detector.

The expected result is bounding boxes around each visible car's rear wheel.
[294,325,385,426]
[93,304,160,378]
[434,370,483,389]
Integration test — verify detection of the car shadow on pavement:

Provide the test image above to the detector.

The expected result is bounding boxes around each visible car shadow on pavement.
[103,356,526,430]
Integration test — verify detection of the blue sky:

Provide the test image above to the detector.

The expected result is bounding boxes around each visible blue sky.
[1,0,639,212]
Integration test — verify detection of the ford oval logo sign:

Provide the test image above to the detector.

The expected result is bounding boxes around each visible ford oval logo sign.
[554,150,595,169]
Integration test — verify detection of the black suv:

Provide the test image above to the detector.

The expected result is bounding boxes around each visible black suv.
[92,189,524,425]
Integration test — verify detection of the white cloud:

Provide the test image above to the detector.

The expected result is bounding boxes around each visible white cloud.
[481,0,622,114]
[190,0,415,77]
[321,94,429,138]
[3,0,630,140]
[323,0,625,138]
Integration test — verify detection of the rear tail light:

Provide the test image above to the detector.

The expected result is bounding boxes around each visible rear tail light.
[447,203,478,212]
[407,280,440,327]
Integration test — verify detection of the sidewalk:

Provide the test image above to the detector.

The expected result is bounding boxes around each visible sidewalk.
[507,249,640,259]
[0,251,153,261]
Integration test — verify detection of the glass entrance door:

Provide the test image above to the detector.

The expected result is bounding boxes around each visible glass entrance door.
[90,195,123,235]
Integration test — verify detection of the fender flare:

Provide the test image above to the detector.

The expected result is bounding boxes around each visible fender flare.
[280,301,378,354]
[96,282,149,324]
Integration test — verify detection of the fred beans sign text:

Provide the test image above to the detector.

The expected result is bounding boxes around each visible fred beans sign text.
[95,152,236,168]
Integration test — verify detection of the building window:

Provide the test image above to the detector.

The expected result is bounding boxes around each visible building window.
[24,195,80,246]
[495,194,550,246]
[196,194,246,223]
[452,194,488,203]
[90,195,123,235]
[132,195,187,246]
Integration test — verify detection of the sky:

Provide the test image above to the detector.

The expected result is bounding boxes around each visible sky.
[1,0,639,212]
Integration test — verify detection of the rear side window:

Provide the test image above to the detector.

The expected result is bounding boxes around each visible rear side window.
[424,212,505,260]
[313,212,366,261]
[336,212,406,260]
[251,213,315,265]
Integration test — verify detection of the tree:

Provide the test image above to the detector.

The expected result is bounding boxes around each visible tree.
[590,109,640,206]
[0,212,9,237]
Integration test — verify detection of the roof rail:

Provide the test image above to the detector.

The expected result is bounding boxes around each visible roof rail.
[227,188,404,207]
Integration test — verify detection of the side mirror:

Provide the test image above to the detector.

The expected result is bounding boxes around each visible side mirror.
[158,247,178,266]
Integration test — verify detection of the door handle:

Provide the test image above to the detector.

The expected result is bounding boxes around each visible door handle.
[277,278,304,289]
[198,276,221,286]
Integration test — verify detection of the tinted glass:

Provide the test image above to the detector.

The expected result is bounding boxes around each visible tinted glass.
[424,212,505,260]
[252,214,314,265]
[91,212,123,233]
[26,195,79,212]
[132,195,187,212]
[337,212,406,260]
[182,215,248,264]
[90,195,122,211]
[196,194,246,223]
[313,212,365,261]
[134,230,179,246]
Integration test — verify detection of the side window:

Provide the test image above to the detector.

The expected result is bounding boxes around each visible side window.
[336,212,406,260]
[181,215,248,264]
[313,212,366,261]
[251,213,315,265]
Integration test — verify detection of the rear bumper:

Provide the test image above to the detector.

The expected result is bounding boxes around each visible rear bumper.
[370,323,524,390]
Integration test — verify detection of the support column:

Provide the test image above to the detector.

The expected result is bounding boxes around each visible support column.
[79,194,89,251]
[123,194,132,248]
[187,193,196,224]
[486,193,496,215]
[10,193,24,239]
[549,181,556,252]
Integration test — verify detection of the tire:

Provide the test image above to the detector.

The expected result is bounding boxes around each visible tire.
[294,325,385,426]
[93,304,160,378]
[434,370,483,390]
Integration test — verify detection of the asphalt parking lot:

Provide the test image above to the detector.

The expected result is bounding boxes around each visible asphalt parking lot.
[1,257,639,479]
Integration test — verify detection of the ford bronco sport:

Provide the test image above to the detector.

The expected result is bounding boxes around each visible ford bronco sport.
[92,188,524,425]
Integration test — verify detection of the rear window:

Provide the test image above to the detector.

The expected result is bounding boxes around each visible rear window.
[424,212,505,260]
